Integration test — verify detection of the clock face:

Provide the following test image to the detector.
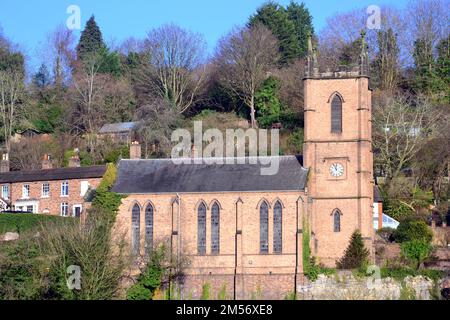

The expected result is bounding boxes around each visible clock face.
[329,163,344,177]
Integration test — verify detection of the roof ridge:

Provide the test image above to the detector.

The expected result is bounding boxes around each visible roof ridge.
[121,155,301,162]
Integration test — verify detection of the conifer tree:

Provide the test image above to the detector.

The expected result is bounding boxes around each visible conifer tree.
[249,2,300,65]
[76,15,105,61]
[286,1,314,58]
[336,230,369,269]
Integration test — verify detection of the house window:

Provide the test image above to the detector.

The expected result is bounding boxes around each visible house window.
[273,201,283,254]
[331,95,343,133]
[80,181,89,197]
[1,185,9,200]
[22,184,30,199]
[211,202,220,255]
[42,182,50,197]
[131,203,140,256]
[26,205,34,213]
[61,203,69,217]
[145,203,154,254]
[260,201,269,254]
[333,209,342,232]
[61,181,69,196]
[197,202,206,255]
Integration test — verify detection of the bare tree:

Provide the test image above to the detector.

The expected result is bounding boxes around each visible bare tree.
[373,94,442,180]
[42,24,76,87]
[134,98,182,158]
[0,69,24,153]
[405,0,450,64]
[214,24,279,128]
[137,24,207,113]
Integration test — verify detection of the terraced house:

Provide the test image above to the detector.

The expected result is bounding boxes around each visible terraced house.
[0,154,106,217]
[111,37,376,299]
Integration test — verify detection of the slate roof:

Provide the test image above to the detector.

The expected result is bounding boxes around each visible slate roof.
[112,156,308,194]
[0,166,107,184]
[99,122,138,134]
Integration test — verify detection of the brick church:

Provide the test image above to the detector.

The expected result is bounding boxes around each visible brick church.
[112,34,374,299]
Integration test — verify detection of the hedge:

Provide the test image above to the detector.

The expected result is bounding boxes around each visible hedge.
[0,214,65,234]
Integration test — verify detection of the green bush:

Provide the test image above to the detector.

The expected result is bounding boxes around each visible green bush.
[104,145,129,164]
[200,282,211,300]
[91,163,124,216]
[336,230,370,269]
[395,219,433,243]
[401,240,433,270]
[380,267,444,281]
[0,213,64,234]
[376,227,396,242]
[286,128,304,154]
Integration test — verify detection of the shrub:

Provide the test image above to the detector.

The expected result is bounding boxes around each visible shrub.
[336,230,370,269]
[0,213,64,234]
[91,163,124,216]
[286,128,304,154]
[200,282,210,300]
[395,219,433,243]
[377,227,396,242]
[401,240,433,270]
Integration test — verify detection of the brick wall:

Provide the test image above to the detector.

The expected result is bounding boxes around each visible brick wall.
[6,177,102,215]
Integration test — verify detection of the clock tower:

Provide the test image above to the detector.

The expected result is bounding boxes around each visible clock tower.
[303,33,374,266]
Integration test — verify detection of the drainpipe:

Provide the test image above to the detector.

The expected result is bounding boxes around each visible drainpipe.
[295,200,299,298]
[234,201,238,300]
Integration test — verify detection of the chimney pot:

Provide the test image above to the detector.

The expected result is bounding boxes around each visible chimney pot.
[68,155,81,168]
[0,153,9,173]
[42,154,52,170]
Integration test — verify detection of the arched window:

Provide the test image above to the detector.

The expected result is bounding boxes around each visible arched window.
[333,209,341,232]
[197,202,207,255]
[331,95,343,133]
[260,201,269,254]
[145,203,154,254]
[211,202,220,254]
[273,201,282,254]
[131,203,140,255]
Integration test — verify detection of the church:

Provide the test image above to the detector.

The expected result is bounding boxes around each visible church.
[111,35,375,299]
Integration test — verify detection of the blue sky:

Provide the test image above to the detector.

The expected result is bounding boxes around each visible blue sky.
[0,0,409,72]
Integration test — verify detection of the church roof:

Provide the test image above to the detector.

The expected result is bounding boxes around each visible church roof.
[112,156,308,194]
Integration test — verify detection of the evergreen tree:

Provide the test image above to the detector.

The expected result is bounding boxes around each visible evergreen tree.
[76,15,105,61]
[338,39,362,66]
[255,76,283,127]
[336,230,369,269]
[249,2,300,65]
[32,64,52,88]
[286,1,314,58]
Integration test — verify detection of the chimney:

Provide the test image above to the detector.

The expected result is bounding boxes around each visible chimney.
[68,155,81,168]
[0,153,9,173]
[42,154,52,170]
[130,141,141,160]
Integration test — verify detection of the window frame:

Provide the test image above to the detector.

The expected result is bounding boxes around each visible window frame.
[211,202,220,255]
[260,201,269,254]
[61,181,69,197]
[197,202,207,255]
[131,203,141,256]
[1,185,9,200]
[331,95,343,134]
[273,201,283,254]
[60,202,69,217]
[42,182,50,198]
[333,209,342,233]
[22,184,30,199]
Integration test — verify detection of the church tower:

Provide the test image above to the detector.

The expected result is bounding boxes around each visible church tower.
[303,32,374,266]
